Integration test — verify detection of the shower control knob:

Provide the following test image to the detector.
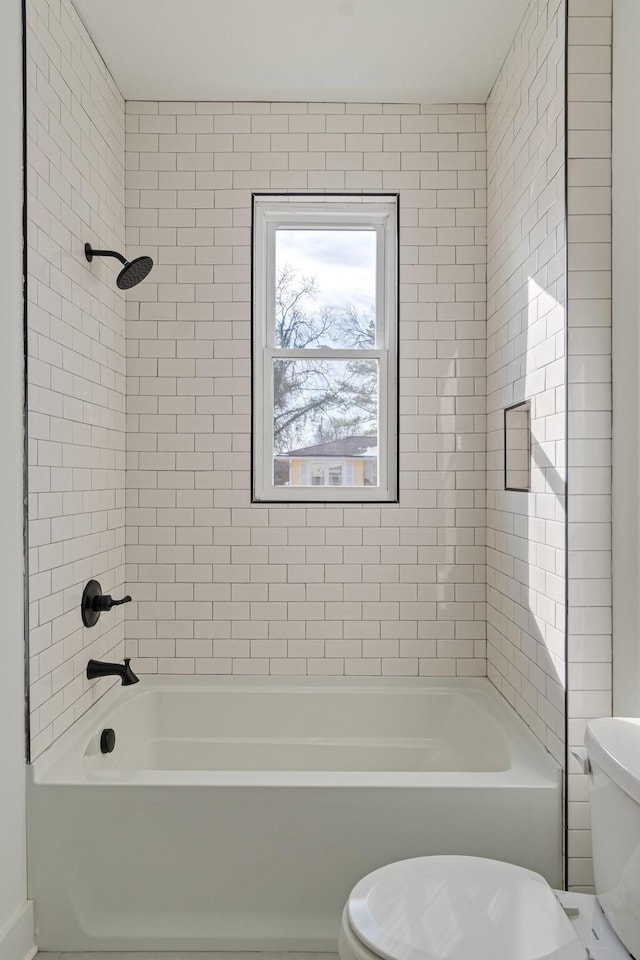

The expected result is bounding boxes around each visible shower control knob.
[81,579,132,628]
[93,592,132,612]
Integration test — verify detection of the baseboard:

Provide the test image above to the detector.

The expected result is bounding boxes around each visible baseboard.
[0,901,36,960]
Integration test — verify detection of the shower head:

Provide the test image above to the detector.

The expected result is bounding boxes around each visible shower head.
[115,255,154,290]
[85,243,154,289]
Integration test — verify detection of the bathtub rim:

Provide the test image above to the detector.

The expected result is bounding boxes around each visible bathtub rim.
[29,675,562,790]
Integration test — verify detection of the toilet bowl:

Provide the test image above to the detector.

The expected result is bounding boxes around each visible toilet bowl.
[338,856,629,960]
[339,717,640,960]
[340,856,584,960]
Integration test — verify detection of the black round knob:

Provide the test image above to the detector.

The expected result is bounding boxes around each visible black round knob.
[82,580,132,627]
[100,728,116,754]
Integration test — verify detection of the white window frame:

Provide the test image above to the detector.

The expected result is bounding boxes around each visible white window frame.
[252,194,398,503]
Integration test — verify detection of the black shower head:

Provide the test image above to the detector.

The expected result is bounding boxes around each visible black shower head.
[85,243,154,289]
[115,256,154,290]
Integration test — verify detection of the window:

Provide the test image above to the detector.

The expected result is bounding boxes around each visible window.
[252,194,398,502]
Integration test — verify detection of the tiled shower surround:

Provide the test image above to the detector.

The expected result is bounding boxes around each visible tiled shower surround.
[566,0,613,893]
[486,0,566,765]
[26,0,613,891]
[26,0,127,760]
[124,101,488,678]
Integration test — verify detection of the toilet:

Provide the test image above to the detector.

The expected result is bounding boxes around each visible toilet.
[339,717,640,960]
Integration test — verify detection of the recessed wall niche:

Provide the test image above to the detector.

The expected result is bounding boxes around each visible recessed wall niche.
[504,401,531,492]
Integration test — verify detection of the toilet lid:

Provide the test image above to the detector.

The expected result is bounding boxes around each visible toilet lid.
[347,856,587,960]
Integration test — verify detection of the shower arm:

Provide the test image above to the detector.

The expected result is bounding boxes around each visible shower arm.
[84,243,127,265]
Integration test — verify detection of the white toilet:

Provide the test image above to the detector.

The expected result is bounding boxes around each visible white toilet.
[339,717,640,960]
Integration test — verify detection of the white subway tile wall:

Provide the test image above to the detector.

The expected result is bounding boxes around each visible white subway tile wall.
[566,0,612,893]
[486,0,567,767]
[27,0,127,759]
[123,101,488,679]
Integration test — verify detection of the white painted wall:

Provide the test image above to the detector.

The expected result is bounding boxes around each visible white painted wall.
[612,0,640,716]
[0,1,33,958]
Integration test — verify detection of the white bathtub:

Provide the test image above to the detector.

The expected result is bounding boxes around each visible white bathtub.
[28,676,562,951]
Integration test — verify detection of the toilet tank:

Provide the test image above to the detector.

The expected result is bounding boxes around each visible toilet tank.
[585,717,640,958]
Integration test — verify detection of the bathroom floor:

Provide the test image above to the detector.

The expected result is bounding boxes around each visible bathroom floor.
[40,953,339,960]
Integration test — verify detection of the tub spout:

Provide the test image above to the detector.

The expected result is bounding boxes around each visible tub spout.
[87,657,139,686]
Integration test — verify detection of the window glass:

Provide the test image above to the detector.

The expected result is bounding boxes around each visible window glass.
[274,230,376,350]
[272,358,378,489]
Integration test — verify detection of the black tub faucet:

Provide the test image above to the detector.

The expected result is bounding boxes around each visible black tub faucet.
[87,657,139,686]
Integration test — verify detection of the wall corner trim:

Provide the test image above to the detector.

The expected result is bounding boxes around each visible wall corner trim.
[0,901,35,960]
